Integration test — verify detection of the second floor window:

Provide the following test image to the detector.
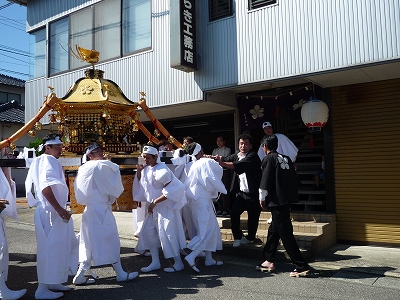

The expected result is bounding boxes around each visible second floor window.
[45,0,151,77]
[209,0,233,22]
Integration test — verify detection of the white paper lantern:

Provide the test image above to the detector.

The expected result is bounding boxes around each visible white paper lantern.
[301,99,329,130]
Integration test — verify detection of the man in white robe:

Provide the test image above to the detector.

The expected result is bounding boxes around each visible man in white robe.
[257,122,298,224]
[0,167,27,299]
[257,122,298,162]
[73,143,138,284]
[183,143,227,272]
[133,144,187,273]
[171,148,196,241]
[25,134,77,300]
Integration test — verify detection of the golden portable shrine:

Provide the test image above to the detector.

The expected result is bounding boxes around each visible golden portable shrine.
[0,46,182,213]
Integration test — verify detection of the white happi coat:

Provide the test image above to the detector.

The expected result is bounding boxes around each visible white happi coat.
[185,158,226,252]
[0,169,18,279]
[25,154,77,284]
[74,160,124,266]
[175,160,196,240]
[133,162,187,258]
[258,133,298,162]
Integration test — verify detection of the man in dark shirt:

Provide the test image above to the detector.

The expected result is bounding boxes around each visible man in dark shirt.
[215,134,261,247]
[257,134,309,277]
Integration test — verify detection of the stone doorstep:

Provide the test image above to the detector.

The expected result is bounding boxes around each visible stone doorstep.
[238,211,336,223]
[222,219,331,235]
[220,228,320,250]
[221,237,312,260]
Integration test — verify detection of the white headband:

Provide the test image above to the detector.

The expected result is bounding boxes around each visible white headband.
[45,136,63,145]
[190,143,202,162]
[142,145,158,156]
[38,136,63,152]
[85,144,101,155]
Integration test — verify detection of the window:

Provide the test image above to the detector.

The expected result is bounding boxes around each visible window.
[70,0,121,70]
[209,0,233,21]
[0,92,21,104]
[29,28,46,79]
[0,92,6,104]
[38,0,151,78]
[122,0,151,54]
[49,18,69,75]
[249,0,277,10]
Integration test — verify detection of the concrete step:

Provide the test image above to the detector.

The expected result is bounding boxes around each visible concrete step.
[298,188,326,195]
[220,231,314,260]
[234,211,336,223]
[221,219,331,235]
[218,212,337,260]
[299,200,325,206]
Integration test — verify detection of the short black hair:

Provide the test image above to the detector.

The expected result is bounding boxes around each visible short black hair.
[238,134,254,145]
[183,136,194,143]
[184,142,199,155]
[260,134,278,151]
[40,133,62,154]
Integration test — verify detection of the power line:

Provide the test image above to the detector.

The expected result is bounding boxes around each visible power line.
[0,44,30,56]
[0,48,30,58]
[0,3,13,10]
[0,59,27,67]
[0,19,25,31]
[0,51,29,66]
[0,67,28,77]
[0,14,25,27]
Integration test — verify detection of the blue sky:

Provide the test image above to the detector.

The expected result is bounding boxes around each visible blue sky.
[0,1,30,81]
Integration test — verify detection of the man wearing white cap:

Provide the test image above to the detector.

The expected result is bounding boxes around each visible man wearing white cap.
[133,144,187,273]
[257,122,298,163]
[257,122,298,224]
[25,133,77,299]
[73,142,138,285]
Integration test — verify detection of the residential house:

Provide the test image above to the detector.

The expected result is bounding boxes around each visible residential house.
[0,73,30,195]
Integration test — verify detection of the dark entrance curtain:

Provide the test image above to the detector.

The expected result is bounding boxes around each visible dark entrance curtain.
[237,85,314,131]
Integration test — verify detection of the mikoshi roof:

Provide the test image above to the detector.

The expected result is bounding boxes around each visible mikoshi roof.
[59,69,137,111]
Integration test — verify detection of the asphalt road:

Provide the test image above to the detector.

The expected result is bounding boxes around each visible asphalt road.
[3,207,400,300]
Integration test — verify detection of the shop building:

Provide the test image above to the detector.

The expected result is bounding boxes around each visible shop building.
[17,0,400,245]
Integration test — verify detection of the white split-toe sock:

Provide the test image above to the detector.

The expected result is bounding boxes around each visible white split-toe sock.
[116,271,139,282]
[73,263,95,285]
[140,262,161,273]
[113,261,139,282]
[140,248,161,273]
[0,272,27,300]
[204,251,224,266]
[35,284,63,299]
[164,255,184,273]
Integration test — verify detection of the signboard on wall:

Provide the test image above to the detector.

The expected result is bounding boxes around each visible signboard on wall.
[170,0,198,72]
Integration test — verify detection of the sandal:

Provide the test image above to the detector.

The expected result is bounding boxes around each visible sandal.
[289,268,310,277]
[116,271,139,282]
[255,261,275,272]
[73,276,95,286]
[164,264,184,273]
[184,257,200,273]
[205,260,223,267]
